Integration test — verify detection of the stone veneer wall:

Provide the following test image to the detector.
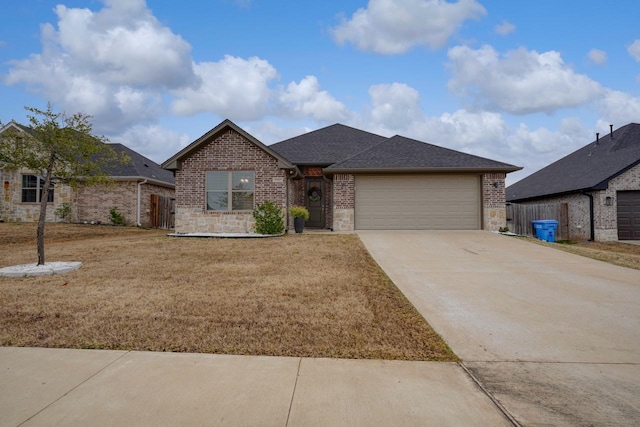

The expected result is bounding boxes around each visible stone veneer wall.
[0,167,73,223]
[482,172,507,232]
[175,128,288,233]
[332,173,355,231]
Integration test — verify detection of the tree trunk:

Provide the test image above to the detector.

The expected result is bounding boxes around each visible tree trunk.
[36,157,56,265]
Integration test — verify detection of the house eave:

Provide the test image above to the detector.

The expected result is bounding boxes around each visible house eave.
[323,166,523,175]
[109,176,175,188]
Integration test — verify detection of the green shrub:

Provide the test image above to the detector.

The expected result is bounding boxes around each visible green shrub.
[289,205,309,220]
[109,206,125,225]
[55,202,72,222]
[253,201,285,235]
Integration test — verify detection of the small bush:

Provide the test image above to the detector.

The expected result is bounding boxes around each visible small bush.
[253,201,285,235]
[55,202,72,222]
[109,207,125,226]
[289,205,310,220]
[499,226,510,233]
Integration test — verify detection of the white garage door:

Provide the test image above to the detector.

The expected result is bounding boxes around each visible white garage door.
[355,174,481,230]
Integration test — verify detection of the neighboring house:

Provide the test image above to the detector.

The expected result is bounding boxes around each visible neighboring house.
[162,119,520,233]
[506,123,640,241]
[0,121,175,227]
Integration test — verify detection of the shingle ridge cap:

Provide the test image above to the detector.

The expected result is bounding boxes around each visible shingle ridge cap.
[329,136,391,167]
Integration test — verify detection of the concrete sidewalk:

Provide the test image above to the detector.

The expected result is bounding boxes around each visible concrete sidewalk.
[0,347,511,427]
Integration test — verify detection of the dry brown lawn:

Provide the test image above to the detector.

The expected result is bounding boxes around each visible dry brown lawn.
[0,223,456,361]
[526,237,640,270]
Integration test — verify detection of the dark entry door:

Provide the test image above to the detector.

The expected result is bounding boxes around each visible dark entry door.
[306,178,324,228]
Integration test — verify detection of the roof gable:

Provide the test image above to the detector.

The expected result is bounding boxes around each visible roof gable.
[326,135,521,173]
[162,119,295,171]
[269,123,387,165]
[507,123,640,202]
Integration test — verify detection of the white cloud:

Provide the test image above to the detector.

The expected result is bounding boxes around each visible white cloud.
[494,20,515,36]
[368,82,422,128]
[597,89,640,125]
[278,76,350,122]
[587,48,607,66]
[110,124,191,164]
[628,40,640,62]
[171,55,278,121]
[447,45,604,114]
[4,0,195,132]
[331,0,486,54]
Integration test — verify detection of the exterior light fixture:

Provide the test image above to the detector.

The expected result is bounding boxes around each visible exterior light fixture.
[605,196,612,206]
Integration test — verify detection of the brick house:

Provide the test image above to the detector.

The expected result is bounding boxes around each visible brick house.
[0,122,175,227]
[162,119,520,233]
[506,123,640,241]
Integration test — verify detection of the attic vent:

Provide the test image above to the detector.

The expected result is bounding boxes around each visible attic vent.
[144,163,149,167]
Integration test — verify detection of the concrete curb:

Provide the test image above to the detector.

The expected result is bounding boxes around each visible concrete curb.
[0,261,82,277]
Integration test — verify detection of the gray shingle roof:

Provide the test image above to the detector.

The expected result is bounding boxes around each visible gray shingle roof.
[506,123,640,202]
[326,135,519,172]
[270,124,520,173]
[107,143,175,186]
[269,124,388,165]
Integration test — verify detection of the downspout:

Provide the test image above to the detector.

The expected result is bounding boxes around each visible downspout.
[137,179,148,227]
[581,191,594,241]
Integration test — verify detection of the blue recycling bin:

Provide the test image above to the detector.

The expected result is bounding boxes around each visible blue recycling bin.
[532,220,558,243]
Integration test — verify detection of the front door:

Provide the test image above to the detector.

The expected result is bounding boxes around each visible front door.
[306,178,324,228]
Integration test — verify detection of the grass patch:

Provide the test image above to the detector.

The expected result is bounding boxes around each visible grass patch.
[526,237,640,270]
[0,223,456,361]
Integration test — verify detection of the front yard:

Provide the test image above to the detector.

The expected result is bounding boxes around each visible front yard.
[527,237,640,270]
[0,223,456,361]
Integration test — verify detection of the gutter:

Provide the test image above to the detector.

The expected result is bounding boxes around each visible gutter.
[137,179,148,227]
[581,191,595,241]
[323,166,523,175]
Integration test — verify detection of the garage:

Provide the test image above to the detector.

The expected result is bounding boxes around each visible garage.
[617,191,640,240]
[355,174,481,230]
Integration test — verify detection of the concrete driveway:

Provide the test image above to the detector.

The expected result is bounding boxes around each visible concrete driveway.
[358,230,640,426]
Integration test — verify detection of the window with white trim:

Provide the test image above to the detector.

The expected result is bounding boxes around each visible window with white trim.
[206,171,255,211]
[21,175,54,203]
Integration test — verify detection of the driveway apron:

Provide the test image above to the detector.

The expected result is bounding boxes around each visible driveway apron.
[358,230,640,426]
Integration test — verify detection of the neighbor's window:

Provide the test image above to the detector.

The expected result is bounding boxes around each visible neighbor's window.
[206,171,254,211]
[21,175,54,203]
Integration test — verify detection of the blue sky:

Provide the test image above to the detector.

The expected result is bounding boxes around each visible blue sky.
[1,0,639,184]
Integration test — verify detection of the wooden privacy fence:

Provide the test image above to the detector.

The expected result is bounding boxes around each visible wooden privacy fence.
[150,194,175,229]
[506,203,569,240]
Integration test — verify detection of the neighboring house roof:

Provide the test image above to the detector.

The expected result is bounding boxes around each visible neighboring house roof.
[107,143,175,187]
[507,123,640,202]
[326,135,520,173]
[269,124,388,166]
[162,119,297,172]
[0,121,174,188]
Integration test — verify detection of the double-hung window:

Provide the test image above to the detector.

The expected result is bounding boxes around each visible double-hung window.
[206,171,254,211]
[21,175,54,203]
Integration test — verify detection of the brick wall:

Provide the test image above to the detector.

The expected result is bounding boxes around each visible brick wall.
[482,172,507,231]
[332,173,355,231]
[75,181,138,225]
[174,128,288,233]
